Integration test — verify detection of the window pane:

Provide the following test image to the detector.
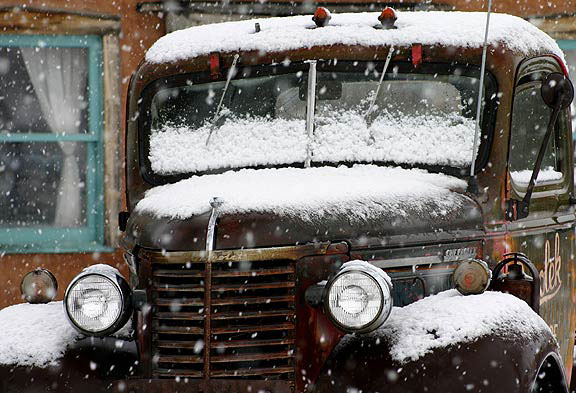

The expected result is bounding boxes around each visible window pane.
[0,47,89,134]
[510,83,561,185]
[0,141,87,227]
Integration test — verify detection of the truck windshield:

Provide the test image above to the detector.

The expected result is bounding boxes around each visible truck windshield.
[144,62,493,178]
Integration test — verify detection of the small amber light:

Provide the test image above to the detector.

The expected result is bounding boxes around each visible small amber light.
[378,7,398,29]
[312,7,331,28]
[453,259,492,295]
[20,268,58,304]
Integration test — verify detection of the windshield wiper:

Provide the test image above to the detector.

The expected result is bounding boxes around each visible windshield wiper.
[205,53,240,146]
[364,46,395,135]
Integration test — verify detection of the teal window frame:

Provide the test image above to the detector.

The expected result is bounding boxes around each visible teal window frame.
[557,40,576,141]
[558,40,576,51]
[0,35,111,253]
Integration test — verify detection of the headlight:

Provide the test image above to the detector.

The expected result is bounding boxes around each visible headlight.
[325,260,393,333]
[64,264,132,336]
[21,268,58,304]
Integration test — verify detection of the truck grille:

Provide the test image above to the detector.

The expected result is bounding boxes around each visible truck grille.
[149,256,296,380]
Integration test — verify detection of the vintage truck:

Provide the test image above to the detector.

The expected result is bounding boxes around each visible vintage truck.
[1,8,575,393]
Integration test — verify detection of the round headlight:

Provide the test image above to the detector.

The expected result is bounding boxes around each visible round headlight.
[326,260,393,333]
[20,268,58,304]
[64,265,132,336]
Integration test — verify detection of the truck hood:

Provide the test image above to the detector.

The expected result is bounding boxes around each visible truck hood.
[125,165,483,251]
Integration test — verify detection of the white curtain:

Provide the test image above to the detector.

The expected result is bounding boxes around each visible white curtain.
[21,47,87,227]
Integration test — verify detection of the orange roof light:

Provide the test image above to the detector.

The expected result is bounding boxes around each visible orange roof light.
[378,7,397,29]
[313,7,332,28]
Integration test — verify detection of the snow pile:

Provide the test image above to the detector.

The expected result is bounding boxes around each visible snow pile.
[150,117,307,174]
[150,111,475,175]
[312,111,476,168]
[0,302,80,367]
[145,12,563,64]
[135,165,469,221]
[369,289,551,363]
[511,167,563,184]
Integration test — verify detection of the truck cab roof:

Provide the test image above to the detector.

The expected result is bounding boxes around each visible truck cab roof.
[144,11,563,65]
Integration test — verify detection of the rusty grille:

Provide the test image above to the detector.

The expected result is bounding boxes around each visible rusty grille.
[150,256,296,380]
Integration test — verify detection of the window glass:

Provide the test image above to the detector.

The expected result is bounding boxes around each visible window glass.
[0,36,103,252]
[509,82,562,186]
[149,65,488,176]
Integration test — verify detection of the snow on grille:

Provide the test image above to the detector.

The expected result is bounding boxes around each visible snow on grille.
[145,11,563,64]
[135,165,469,221]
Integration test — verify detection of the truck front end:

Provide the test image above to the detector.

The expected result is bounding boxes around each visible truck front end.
[1,9,572,393]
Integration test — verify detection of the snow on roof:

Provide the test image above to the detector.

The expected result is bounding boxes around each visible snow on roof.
[0,302,80,367]
[145,11,563,64]
[135,165,469,221]
[358,289,551,364]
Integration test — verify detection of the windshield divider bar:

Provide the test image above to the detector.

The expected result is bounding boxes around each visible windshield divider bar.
[305,60,317,168]
[469,0,492,181]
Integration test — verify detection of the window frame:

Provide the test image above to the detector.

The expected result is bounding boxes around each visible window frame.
[0,34,110,253]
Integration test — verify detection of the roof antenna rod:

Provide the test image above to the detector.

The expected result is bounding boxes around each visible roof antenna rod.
[468,0,492,194]
[206,53,240,146]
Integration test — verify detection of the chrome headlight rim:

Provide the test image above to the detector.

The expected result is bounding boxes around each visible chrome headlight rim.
[64,268,132,337]
[324,261,393,334]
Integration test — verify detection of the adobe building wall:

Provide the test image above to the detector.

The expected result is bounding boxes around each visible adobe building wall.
[0,0,165,308]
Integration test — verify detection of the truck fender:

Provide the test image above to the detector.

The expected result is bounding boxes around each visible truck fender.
[313,328,567,393]
[0,337,137,393]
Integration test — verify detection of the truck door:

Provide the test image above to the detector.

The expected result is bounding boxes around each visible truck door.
[506,56,576,374]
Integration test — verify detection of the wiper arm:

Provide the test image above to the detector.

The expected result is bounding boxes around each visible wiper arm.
[206,53,240,146]
[365,46,395,125]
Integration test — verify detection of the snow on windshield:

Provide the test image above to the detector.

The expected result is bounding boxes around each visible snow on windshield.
[149,112,475,174]
[150,117,307,174]
[135,165,469,221]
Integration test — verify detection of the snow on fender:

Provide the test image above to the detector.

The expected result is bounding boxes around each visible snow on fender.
[341,288,552,364]
[0,302,81,367]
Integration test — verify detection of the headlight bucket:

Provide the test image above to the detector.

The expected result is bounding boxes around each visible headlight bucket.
[64,265,132,336]
[325,260,393,333]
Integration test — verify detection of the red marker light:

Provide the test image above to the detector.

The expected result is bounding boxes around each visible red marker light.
[378,7,397,29]
[313,7,331,28]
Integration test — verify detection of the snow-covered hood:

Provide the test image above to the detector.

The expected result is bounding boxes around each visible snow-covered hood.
[128,165,483,250]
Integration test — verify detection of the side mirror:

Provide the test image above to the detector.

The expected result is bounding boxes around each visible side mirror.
[507,73,574,220]
[541,72,574,110]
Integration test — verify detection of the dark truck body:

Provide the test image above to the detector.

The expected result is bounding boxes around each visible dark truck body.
[2,11,574,393]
